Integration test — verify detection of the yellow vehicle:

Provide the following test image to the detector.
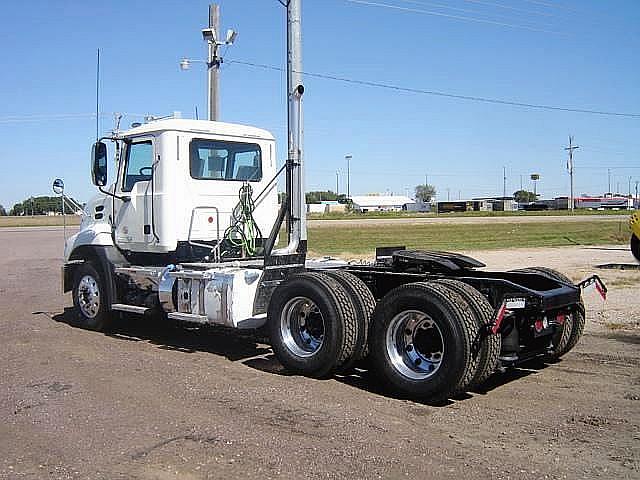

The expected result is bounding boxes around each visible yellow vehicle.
[631,211,640,262]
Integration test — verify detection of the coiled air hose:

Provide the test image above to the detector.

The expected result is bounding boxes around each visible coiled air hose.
[223,183,263,257]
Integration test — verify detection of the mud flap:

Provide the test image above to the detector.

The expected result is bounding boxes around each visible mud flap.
[577,275,607,301]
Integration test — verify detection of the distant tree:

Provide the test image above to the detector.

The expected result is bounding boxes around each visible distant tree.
[336,194,349,204]
[305,190,340,204]
[7,196,83,216]
[0,205,6,216]
[415,184,436,202]
[513,190,537,203]
[10,202,24,216]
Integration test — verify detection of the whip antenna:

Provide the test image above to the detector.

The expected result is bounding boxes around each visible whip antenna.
[96,48,100,140]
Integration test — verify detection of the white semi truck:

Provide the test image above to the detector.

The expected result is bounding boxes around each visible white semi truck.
[62,0,605,400]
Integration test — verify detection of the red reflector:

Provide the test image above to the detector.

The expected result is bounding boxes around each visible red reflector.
[595,281,607,301]
[491,302,508,335]
[534,320,544,332]
[208,216,214,224]
[556,313,566,325]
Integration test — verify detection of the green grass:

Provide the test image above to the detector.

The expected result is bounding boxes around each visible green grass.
[0,216,82,228]
[304,219,631,256]
[309,209,630,221]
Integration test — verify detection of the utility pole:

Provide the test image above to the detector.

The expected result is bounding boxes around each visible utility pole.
[564,136,579,213]
[608,168,612,194]
[345,154,352,199]
[520,174,523,191]
[335,171,339,195]
[425,174,428,186]
[635,180,639,207]
[503,166,507,199]
[447,188,450,201]
[206,4,220,121]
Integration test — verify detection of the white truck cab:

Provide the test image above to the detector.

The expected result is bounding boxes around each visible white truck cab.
[65,118,278,262]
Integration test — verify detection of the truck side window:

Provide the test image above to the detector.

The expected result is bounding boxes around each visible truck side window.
[190,139,262,182]
[122,141,153,192]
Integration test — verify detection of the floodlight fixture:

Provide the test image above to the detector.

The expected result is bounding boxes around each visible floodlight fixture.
[225,29,237,45]
[202,27,216,42]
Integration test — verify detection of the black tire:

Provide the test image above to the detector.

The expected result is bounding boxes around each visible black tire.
[511,267,584,359]
[430,279,501,388]
[369,281,478,400]
[632,233,640,263]
[72,262,112,331]
[267,272,359,378]
[321,270,375,370]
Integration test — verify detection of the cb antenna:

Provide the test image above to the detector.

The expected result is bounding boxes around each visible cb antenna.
[95,48,100,141]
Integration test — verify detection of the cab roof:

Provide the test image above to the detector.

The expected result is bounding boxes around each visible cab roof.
[121,118,275,141]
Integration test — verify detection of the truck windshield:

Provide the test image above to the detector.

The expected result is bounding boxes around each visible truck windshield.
[190,139,262,182]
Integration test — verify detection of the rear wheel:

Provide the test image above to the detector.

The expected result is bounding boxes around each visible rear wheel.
[632,234,640,262]
[512,267,584,359]
[369,281,478,400]
[268,272,359,378]
[72,262,112,331]
[430,279,501,388]
[321,269,375,370]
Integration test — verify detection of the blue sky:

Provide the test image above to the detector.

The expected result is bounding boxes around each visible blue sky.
[0,0,639,208]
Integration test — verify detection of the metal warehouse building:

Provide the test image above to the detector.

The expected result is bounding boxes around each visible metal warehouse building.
[351,195,414,212]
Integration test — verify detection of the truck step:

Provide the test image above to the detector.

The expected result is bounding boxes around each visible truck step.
[167,312,209,324]
[111,303,151,314]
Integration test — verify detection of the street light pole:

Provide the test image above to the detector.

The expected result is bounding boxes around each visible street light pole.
[345,154,352,199]
[336,171,339,195]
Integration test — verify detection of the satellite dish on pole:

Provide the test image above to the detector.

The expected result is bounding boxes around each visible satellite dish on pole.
[52,178,65,195]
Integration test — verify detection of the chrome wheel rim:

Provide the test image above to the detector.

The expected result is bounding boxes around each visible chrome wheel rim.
[77,274,100,319]
[386,310,444,380]
[280,296,325,357]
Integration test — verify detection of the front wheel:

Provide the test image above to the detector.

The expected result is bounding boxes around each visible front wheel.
[72,262,112,331]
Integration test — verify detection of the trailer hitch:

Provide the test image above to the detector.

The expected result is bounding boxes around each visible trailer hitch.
[576,274,607,301]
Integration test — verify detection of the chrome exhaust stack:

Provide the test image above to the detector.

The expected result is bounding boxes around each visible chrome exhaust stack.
[274,0,305,256]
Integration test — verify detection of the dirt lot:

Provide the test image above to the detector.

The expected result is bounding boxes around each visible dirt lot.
[1,228,638,479]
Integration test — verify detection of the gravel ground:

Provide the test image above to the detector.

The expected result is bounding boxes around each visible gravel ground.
[1,228,638,480]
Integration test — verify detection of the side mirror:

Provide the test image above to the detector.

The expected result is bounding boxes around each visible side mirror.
[91,141,108,187]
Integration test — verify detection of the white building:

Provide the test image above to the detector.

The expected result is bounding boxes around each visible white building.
[351,195,413,213]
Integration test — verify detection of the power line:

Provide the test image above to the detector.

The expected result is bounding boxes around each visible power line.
[0,112,150,125]
[521,0,573,11]
[227,59,640,119]
[398,0,556,21]
[462,0,555,17]
[344,0,564,35]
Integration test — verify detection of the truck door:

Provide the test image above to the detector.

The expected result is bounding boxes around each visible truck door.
[114,138,155,249]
